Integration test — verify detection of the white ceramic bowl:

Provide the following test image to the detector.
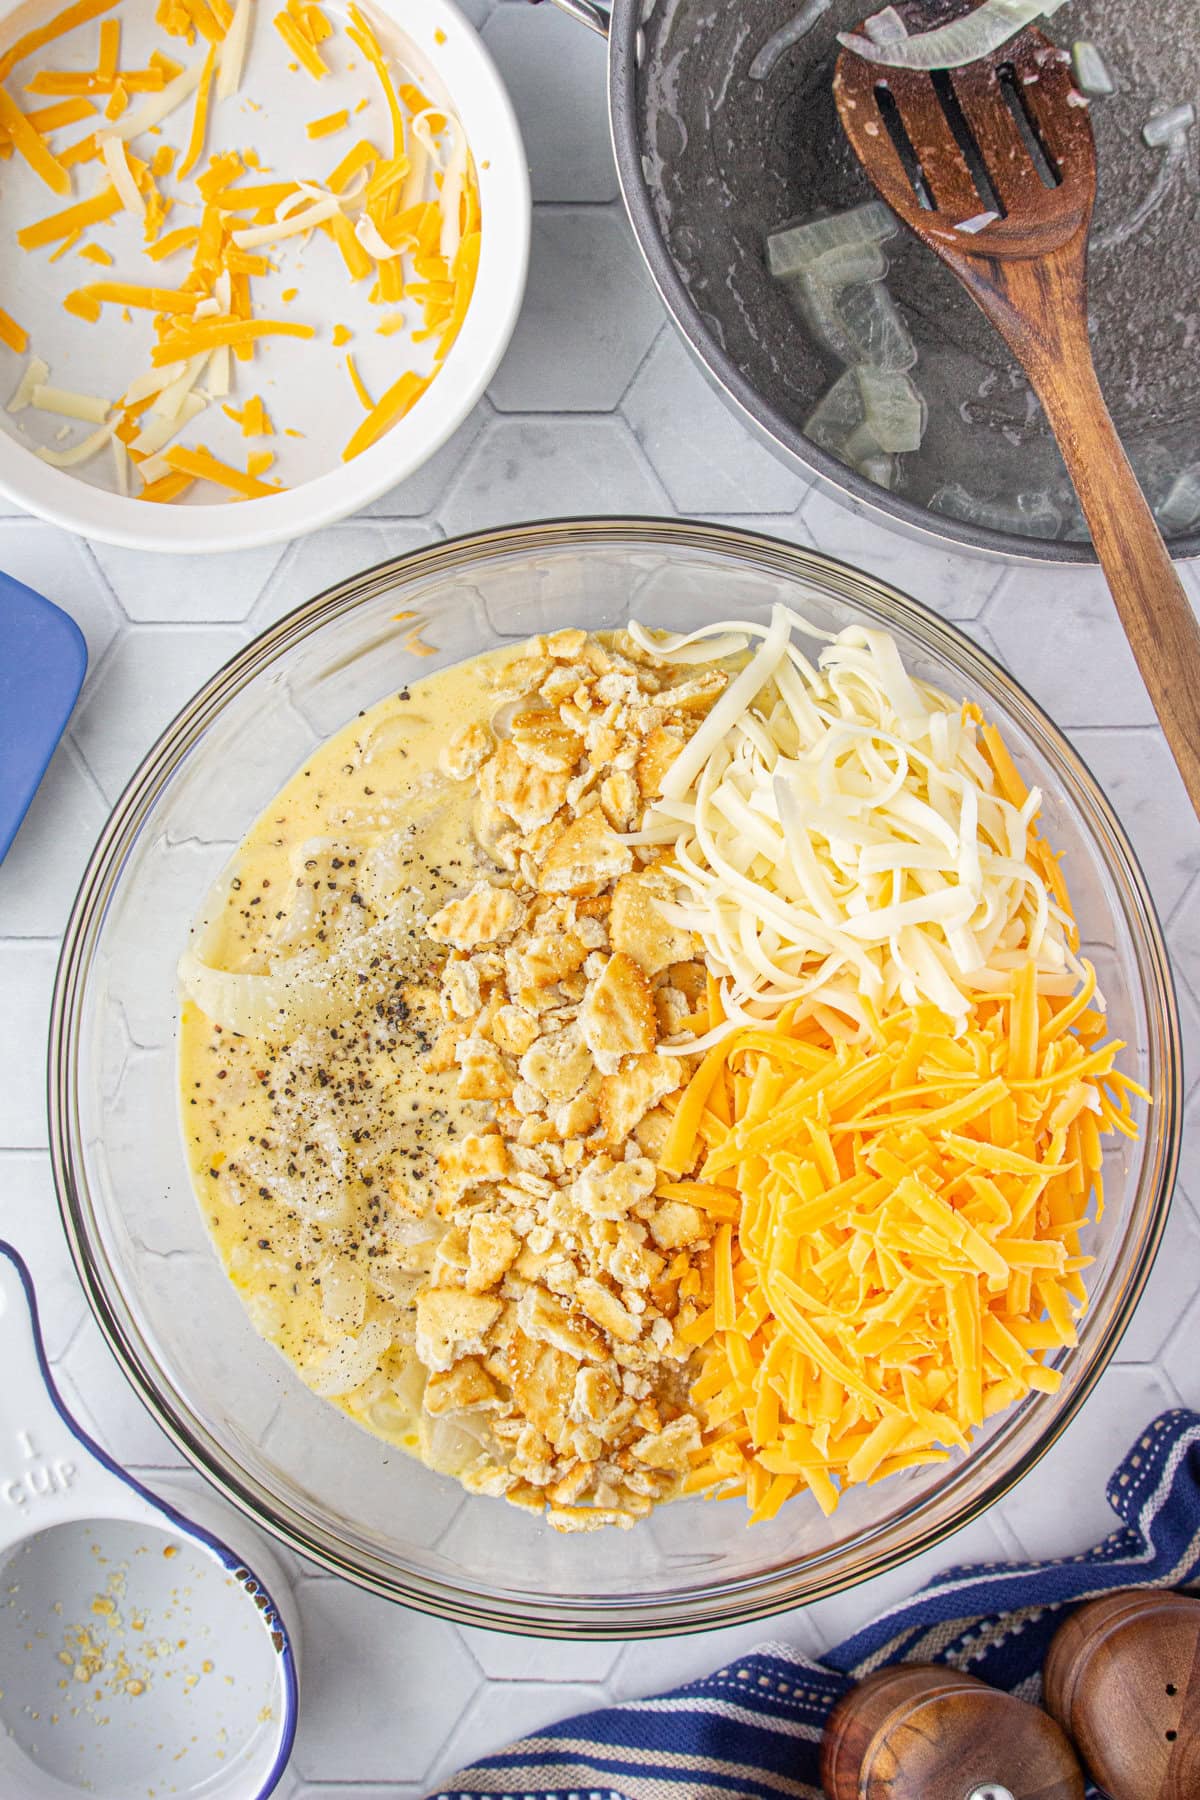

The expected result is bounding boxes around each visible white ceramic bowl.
[0,0,529,553]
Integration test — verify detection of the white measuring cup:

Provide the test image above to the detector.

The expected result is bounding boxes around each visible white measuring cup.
[0,1241,299,1799]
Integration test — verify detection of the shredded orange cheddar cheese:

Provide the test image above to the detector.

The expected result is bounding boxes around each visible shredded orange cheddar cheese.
[306,106,348,138]
[21,96,97,131]
[24,63,164,94]
[326,136,377,192]
[164,443,284,496]
[138,467,194,501]
[0,88,71,192]
[346,5,404,158]
[344,349,372,410]
[0,306,28,352]
[341,366,429,459]
[48,227,83,261]
[238,392,272,435]
[676,960,1141,1523]
[273,10,327,78]
[150,317,315,363]
[177,40,215,176]
[68,279,200,312]
[17,185,122,248]
[98,23,118,78]
[0,0,119,85]
[146,222,200,260]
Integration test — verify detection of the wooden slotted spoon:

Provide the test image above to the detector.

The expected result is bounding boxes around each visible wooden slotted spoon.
[834,25,1200,817]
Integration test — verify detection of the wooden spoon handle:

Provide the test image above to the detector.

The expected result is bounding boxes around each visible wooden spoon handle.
[1032,357,1200,813]
[966,255,1200,818]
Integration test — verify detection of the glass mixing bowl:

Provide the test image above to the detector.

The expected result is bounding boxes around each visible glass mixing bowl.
[49,520,1182,1637]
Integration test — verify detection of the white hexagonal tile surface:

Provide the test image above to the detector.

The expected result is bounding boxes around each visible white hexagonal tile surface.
[0,519,122,680]
[489,208,664,413]
[438,414,665,536]
[71,623,247,801]
[0,738,107,937]
[89,538,286,623]
[622,331,810,515]
[0,939,58,1147]
[291,1583,480,1783]
[1,17,1199,1800]
[797,482,1010,622]
[480,6,616,203]
[984,564,1160,729]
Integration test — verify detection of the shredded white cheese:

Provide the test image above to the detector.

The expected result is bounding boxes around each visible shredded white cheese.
[123,361,186,405]
[30,383,111,423]
[438,121,470,262]
[630,606,1081,1039]
[37,424,114,467]
[150,352,211,420]
[7,354,50,414]
[131,390,207,455]
[112,58,205,140]
[206,344,231,398]
[232,196,340,249]
[216,0,254,100]
[111,432,129,495]
[99,132,145,220]
[136,449,172,483]
[398,130,427,210]
[354,213,402,260]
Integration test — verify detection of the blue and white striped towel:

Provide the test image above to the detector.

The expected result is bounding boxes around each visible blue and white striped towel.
[433,1407,1200,1800]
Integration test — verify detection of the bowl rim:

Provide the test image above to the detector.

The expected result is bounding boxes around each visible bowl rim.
[48,516,1183,1636]
[0,0,531,554]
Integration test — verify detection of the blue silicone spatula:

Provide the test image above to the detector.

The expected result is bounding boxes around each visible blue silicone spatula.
[0,570,87,862]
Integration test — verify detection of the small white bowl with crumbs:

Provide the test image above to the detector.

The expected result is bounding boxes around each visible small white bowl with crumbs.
[0,0,529,550]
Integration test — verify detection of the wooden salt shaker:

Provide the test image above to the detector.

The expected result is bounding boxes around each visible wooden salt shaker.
[1043,1588,1200,1799]
[820,1663,1085,1800]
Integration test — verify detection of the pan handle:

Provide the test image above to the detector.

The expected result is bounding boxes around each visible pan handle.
[533,0,611,38]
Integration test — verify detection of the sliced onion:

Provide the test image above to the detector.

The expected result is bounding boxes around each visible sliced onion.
[419,1410,490,1477]
[1142,103,1195,148]
[956,210,1000,234]
[1070,41,1114,98]
[863,5,908,45]
[1156,465,1200,533]
[318,1259,367,1331]
[748,0,832,82]
[767,201,896,279]
[366,1392,419,1439]
[838,0,1068,71]
[179,949,341,1037]
[305,1321,391,1398]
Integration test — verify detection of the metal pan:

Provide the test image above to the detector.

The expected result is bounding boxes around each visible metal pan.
[544,0,1200,565]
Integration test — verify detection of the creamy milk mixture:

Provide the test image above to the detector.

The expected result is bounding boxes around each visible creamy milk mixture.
[180,652,506,1468]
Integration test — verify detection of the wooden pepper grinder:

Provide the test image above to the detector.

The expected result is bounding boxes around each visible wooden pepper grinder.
[1044,1588,1200,1799]
[820,1663,1086,1800]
